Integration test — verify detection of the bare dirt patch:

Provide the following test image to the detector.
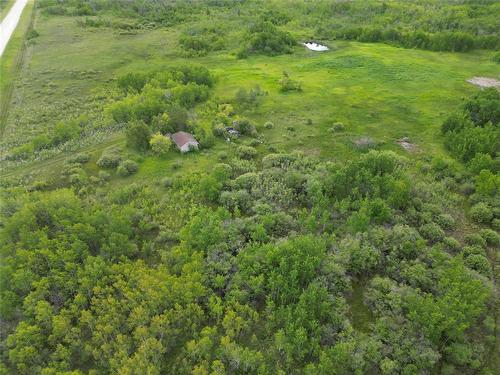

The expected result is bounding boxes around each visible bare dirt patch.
[467,77,500,89]
[353,137,377,149]
[396,137,419,152]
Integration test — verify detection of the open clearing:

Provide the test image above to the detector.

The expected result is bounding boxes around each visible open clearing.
[1,13,499,181]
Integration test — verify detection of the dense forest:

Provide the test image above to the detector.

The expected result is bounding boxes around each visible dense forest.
[0,0,499,374]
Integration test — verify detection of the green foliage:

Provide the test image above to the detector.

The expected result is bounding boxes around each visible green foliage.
[493,52,500,64]
[236,145,257,160]
[96,148,122,169]
[1,2,498,374]
[235,86,264,109]
[126,121,152,151]
[279,71,302,92]
[179,26,225,57]
[470,202,493,224]
[117,159,139,177]
[233,118,257,136]
[238,21,295,58]
[149,133,172,156]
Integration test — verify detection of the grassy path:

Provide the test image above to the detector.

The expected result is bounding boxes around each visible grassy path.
[0,134,125,179]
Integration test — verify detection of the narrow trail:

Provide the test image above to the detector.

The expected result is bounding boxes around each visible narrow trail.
[0,0,29,56]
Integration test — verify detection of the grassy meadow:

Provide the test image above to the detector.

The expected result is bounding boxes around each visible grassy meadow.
[1,11,498,185]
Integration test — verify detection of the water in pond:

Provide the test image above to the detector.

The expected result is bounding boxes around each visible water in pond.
[302,42,329,51]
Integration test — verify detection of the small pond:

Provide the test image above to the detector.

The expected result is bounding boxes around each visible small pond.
[302,42,329,51]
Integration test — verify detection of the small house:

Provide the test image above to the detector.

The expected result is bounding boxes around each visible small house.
[171,131,199,153]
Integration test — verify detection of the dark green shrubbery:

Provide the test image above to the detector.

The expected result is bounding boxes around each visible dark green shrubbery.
[470,202,493,224]
[97,148,122,169]
[441,89,499,162]
[179,26,225,57]
[117,160,139,177]
[331,25,497,53]
[238,21,295,58]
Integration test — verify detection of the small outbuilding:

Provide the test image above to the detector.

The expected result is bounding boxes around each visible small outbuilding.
[171,131,199,153]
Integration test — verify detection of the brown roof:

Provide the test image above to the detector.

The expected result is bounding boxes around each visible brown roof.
[171,131,198,147]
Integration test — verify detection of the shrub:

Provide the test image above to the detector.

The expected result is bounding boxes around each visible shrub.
[475,170,500,197]
[98,170,111,182]
[68,153,90,164]
[419,223,445,243]
[464,233,487,248]
[279,71,302,92]
[117,160,139,177]
[480,229,500,246]
[32,134,51,151]
[117,72,149,94]
[26,29,40,40]
[126,122,152,151]
[230,158,256,177]
[52,122,80,145]
[436,213,456,230]
[234,172,259,190]
[151,112,171,134]
[467,153,497,175]
[238,21,295,57]
[443,237,461,252]
[247,139,261,147]
[233,118,256,136]
[236,145,257,160]
[97,149,122,169]
[212,123,227,138]
[150,133,172,156]
[464,254,491,276]
[459,182,475,196]
[264,121,274,129]
[332,122,345,132]
[470,202,493,224]
[235,86,264,109]
[219,190,252,212]
[462,245,486,258]
[167,104,189,132]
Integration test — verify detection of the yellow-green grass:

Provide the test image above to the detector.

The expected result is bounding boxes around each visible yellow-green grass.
[0,0,34,133]
[0,0,15,20]
[2,12,500,183]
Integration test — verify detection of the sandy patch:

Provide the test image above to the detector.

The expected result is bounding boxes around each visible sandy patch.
[396,137,418,152]
[467,77,500,89]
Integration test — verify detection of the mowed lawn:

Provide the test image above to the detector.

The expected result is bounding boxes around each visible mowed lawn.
[2,13,499,181]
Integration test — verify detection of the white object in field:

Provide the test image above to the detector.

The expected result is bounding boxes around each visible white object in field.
[466,77,500,89]
[0,0,30,57]
[302,42,329,51]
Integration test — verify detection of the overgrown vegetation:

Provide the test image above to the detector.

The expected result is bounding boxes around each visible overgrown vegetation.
[0,0,499,374]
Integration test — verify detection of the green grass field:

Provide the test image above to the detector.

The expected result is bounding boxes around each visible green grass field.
[1,12,499,183]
